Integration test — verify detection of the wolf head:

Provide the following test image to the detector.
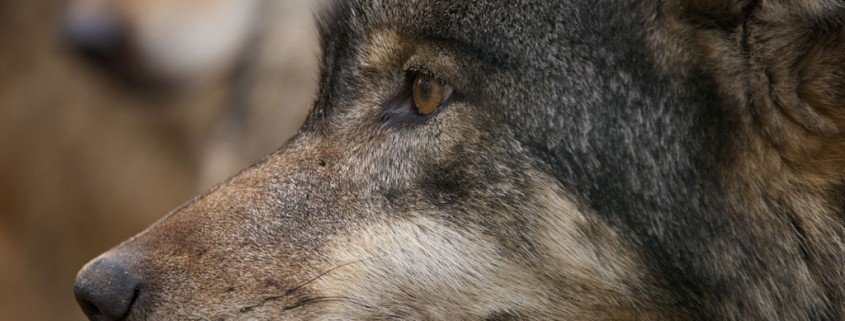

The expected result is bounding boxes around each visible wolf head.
[74,1,845,320]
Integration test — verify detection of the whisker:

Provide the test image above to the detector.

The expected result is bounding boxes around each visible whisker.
[282,257,376,296]
[234,257,378,314]
[283,295,404,319]
[283,295,375,311]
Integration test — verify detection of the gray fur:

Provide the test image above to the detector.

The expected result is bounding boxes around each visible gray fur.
[75,1,845,320]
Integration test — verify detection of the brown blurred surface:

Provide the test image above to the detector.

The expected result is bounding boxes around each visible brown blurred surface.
[0,1,318,320]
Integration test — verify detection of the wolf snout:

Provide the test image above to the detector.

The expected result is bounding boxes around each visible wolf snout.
[74,252,142,321]
[61,4,127,67]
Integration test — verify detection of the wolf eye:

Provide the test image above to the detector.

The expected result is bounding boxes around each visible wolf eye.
[411,73,453,115]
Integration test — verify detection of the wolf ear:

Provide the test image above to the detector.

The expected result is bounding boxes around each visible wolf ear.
[676,0,845,183]
[682,0,845,139]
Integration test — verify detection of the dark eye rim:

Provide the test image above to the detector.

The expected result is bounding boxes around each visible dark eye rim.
[379,67,458,129]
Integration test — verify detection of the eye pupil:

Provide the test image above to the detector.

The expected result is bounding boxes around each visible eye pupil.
[412,73,451,115]
[415,77,433,98]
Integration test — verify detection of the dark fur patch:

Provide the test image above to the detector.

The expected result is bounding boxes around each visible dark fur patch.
[75,1,845,320]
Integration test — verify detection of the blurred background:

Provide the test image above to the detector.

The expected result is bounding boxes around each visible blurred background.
[0,0,319,320]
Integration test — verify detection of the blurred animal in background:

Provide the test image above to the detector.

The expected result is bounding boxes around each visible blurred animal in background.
[61,0,320,187]
[62,0,262,88]
[0,1,318,321]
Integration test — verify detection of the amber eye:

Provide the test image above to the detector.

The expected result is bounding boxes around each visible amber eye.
[411,73,453,115]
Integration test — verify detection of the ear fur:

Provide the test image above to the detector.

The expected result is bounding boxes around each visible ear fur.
[681,0,845,181]
[750,0,845,136]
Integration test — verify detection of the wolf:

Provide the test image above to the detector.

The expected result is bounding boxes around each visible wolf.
[73,0,845,320]
[61,0,319,188]
[61,0,264,86]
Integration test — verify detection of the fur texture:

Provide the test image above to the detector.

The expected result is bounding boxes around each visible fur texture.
[75,1,845,320]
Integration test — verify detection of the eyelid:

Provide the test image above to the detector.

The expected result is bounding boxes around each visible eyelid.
[406,65,436,80]
[402,52,463,90]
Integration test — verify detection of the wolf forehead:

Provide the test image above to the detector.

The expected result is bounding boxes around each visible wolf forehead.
[309,0,657,136]
[318,1,648,71]
[310,0,700,190]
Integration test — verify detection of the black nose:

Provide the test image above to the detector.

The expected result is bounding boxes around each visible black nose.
[61,5,127,65]
[74,254,141,321]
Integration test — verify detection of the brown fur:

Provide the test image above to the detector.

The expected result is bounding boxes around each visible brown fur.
[674,0,845,318]
[73,1,845,320]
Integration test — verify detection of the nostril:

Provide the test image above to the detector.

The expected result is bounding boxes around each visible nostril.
[74,255,141,321]
[61,6,127,65]
[77,296,102,319]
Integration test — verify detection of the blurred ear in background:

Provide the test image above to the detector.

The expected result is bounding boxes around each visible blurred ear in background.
[0,0,319,320]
